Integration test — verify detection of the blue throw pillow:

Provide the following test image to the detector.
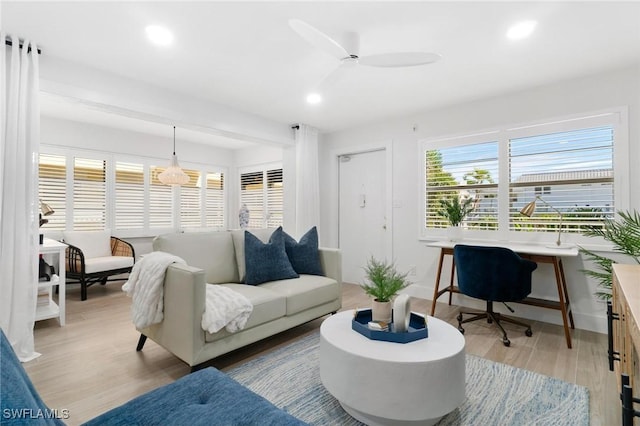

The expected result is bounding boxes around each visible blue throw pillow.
[244,227,299,285]
[283,226,324,276]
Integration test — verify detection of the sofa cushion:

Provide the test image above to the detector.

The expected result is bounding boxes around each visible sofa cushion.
[0,330,65,425]
[153,232,239,284]
[231,228,276,283]
[244,227,298,285]
[84,367,305,426]
[205,283,286,342]
[260,275,340,316]
[63,229,112,259]
[84,256,134,273]
[283,226,323,276]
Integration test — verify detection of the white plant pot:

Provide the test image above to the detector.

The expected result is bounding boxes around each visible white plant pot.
[447,225,463,242]
[372,299,392,323]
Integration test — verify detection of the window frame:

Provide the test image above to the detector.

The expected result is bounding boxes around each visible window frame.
[419,107,629,247]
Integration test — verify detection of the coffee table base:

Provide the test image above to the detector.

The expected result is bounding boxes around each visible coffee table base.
[340,402,443,426]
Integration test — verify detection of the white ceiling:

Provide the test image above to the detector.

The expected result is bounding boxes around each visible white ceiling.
[3,1,640,148]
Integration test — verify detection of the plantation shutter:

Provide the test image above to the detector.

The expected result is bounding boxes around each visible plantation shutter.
[149,165,173,229]
[240,171,265,228]
[424,142,499,230]
[509,126,614,232]
[114,161,145,231]
[73,157,106,230]
[38,153,67,231]
[266,168,283,227]
[180,168,202,228]
[205,172,224,228]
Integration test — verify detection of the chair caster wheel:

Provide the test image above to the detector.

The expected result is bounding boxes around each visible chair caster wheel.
[458,327,465,335]
[525,329,533,337]
[503,338,511,347]
[456,313,463,322]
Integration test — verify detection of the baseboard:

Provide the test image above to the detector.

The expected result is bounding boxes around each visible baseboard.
[402,284,607,334]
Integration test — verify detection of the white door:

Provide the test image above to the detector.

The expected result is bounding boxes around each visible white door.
[339,149,387,285]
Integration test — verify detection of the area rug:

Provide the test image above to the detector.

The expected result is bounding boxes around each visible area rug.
[226,332,589,425]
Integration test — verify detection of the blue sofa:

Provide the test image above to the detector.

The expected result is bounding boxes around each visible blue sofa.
[0,330,305,425]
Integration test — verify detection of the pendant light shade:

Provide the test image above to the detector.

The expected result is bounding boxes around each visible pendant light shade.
[158,126,189,186]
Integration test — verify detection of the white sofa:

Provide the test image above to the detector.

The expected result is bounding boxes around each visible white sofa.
[136,228,342,369]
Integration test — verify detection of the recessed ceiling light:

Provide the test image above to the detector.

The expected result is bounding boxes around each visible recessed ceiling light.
[146,25,173,46]
[506,20,537,40]
[306,93,322,104]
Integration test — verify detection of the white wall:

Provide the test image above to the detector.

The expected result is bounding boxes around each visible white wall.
[319,65,640,334]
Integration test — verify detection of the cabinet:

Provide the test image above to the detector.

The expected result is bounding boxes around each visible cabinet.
[611,264,640,424]
[37,238,67,326]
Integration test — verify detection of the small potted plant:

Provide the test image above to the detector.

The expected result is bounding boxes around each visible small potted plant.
[362,257,410,323]
[437,194,475,240]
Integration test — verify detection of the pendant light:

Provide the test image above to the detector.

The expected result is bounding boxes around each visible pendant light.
[158,126,189,186]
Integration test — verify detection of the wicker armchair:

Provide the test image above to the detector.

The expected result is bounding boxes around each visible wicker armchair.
[64,231,135,301]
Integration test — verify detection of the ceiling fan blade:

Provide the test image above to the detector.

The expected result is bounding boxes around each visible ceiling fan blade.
[289,19,349,60]
[359,52,442,68]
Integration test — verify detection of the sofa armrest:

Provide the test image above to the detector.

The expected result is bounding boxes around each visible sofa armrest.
[319,247,342,285]
[140,263,206,366]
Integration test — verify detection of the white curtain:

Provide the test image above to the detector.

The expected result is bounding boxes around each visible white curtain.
[0,34,41,361]
[294,124,320,237]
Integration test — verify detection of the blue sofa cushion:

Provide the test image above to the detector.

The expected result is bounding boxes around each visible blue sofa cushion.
[83,367,306,426]
[283,227,323,276]
[0,329,65,425]
[244,227,299,285]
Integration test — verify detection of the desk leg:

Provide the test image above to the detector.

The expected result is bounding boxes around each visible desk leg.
[448,258,456,306]
[430,249,445,316]
[552,257,572,348]
[558,258,575,329]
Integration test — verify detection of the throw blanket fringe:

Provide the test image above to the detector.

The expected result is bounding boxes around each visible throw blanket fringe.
[123,251,186,329]
[203,285,253,333]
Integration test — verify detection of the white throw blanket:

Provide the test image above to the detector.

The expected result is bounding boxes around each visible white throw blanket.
[123,251,186,329]
[123,251,253,334]
[202,285,253,333]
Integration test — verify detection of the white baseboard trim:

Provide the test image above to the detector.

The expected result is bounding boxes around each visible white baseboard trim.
[402,284,607,334]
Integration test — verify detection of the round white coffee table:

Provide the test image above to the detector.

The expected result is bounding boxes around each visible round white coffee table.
[320,310,465,426]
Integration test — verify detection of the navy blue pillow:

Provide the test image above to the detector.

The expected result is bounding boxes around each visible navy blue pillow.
[283,226,324,276]
[244,227,299,285]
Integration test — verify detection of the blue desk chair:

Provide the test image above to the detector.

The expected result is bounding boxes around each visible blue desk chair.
[453,244,537,347]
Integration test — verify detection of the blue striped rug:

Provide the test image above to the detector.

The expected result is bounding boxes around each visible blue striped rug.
[226,332,589,425]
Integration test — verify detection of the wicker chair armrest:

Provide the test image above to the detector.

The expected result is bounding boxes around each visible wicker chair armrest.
[65,243,85,274]
[111,237,135,259]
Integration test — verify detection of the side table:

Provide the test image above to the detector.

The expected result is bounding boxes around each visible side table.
[320,310,466,426]
[37,238,67,326]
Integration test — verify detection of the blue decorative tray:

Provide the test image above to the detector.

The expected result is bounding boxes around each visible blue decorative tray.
[352,309,428,343]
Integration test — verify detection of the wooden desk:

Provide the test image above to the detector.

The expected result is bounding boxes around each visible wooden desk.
[427,240,578,348]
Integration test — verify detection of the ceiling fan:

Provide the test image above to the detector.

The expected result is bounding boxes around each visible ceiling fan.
[289,19,441,102]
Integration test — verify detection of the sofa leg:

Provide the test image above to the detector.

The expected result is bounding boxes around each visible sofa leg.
[190,363,207,373]
[136,334,147,352]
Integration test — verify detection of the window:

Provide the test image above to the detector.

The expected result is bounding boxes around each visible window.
[115,162,145,231]
[205,172,225,228]
[421,110,626,241]
[73,157,106,230]
[37,148,227,236]
[509,126,614,232]
[180,168,202,228]
[38,154,67,231]
[240,166,284,228]
[425,141,499,230]
[179,168,226,229]
[149,165,174,230]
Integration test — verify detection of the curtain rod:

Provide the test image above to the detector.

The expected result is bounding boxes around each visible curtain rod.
[4,39,42,55]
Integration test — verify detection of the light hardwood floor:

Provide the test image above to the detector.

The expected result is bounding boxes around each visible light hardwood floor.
[26,282,618,425]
